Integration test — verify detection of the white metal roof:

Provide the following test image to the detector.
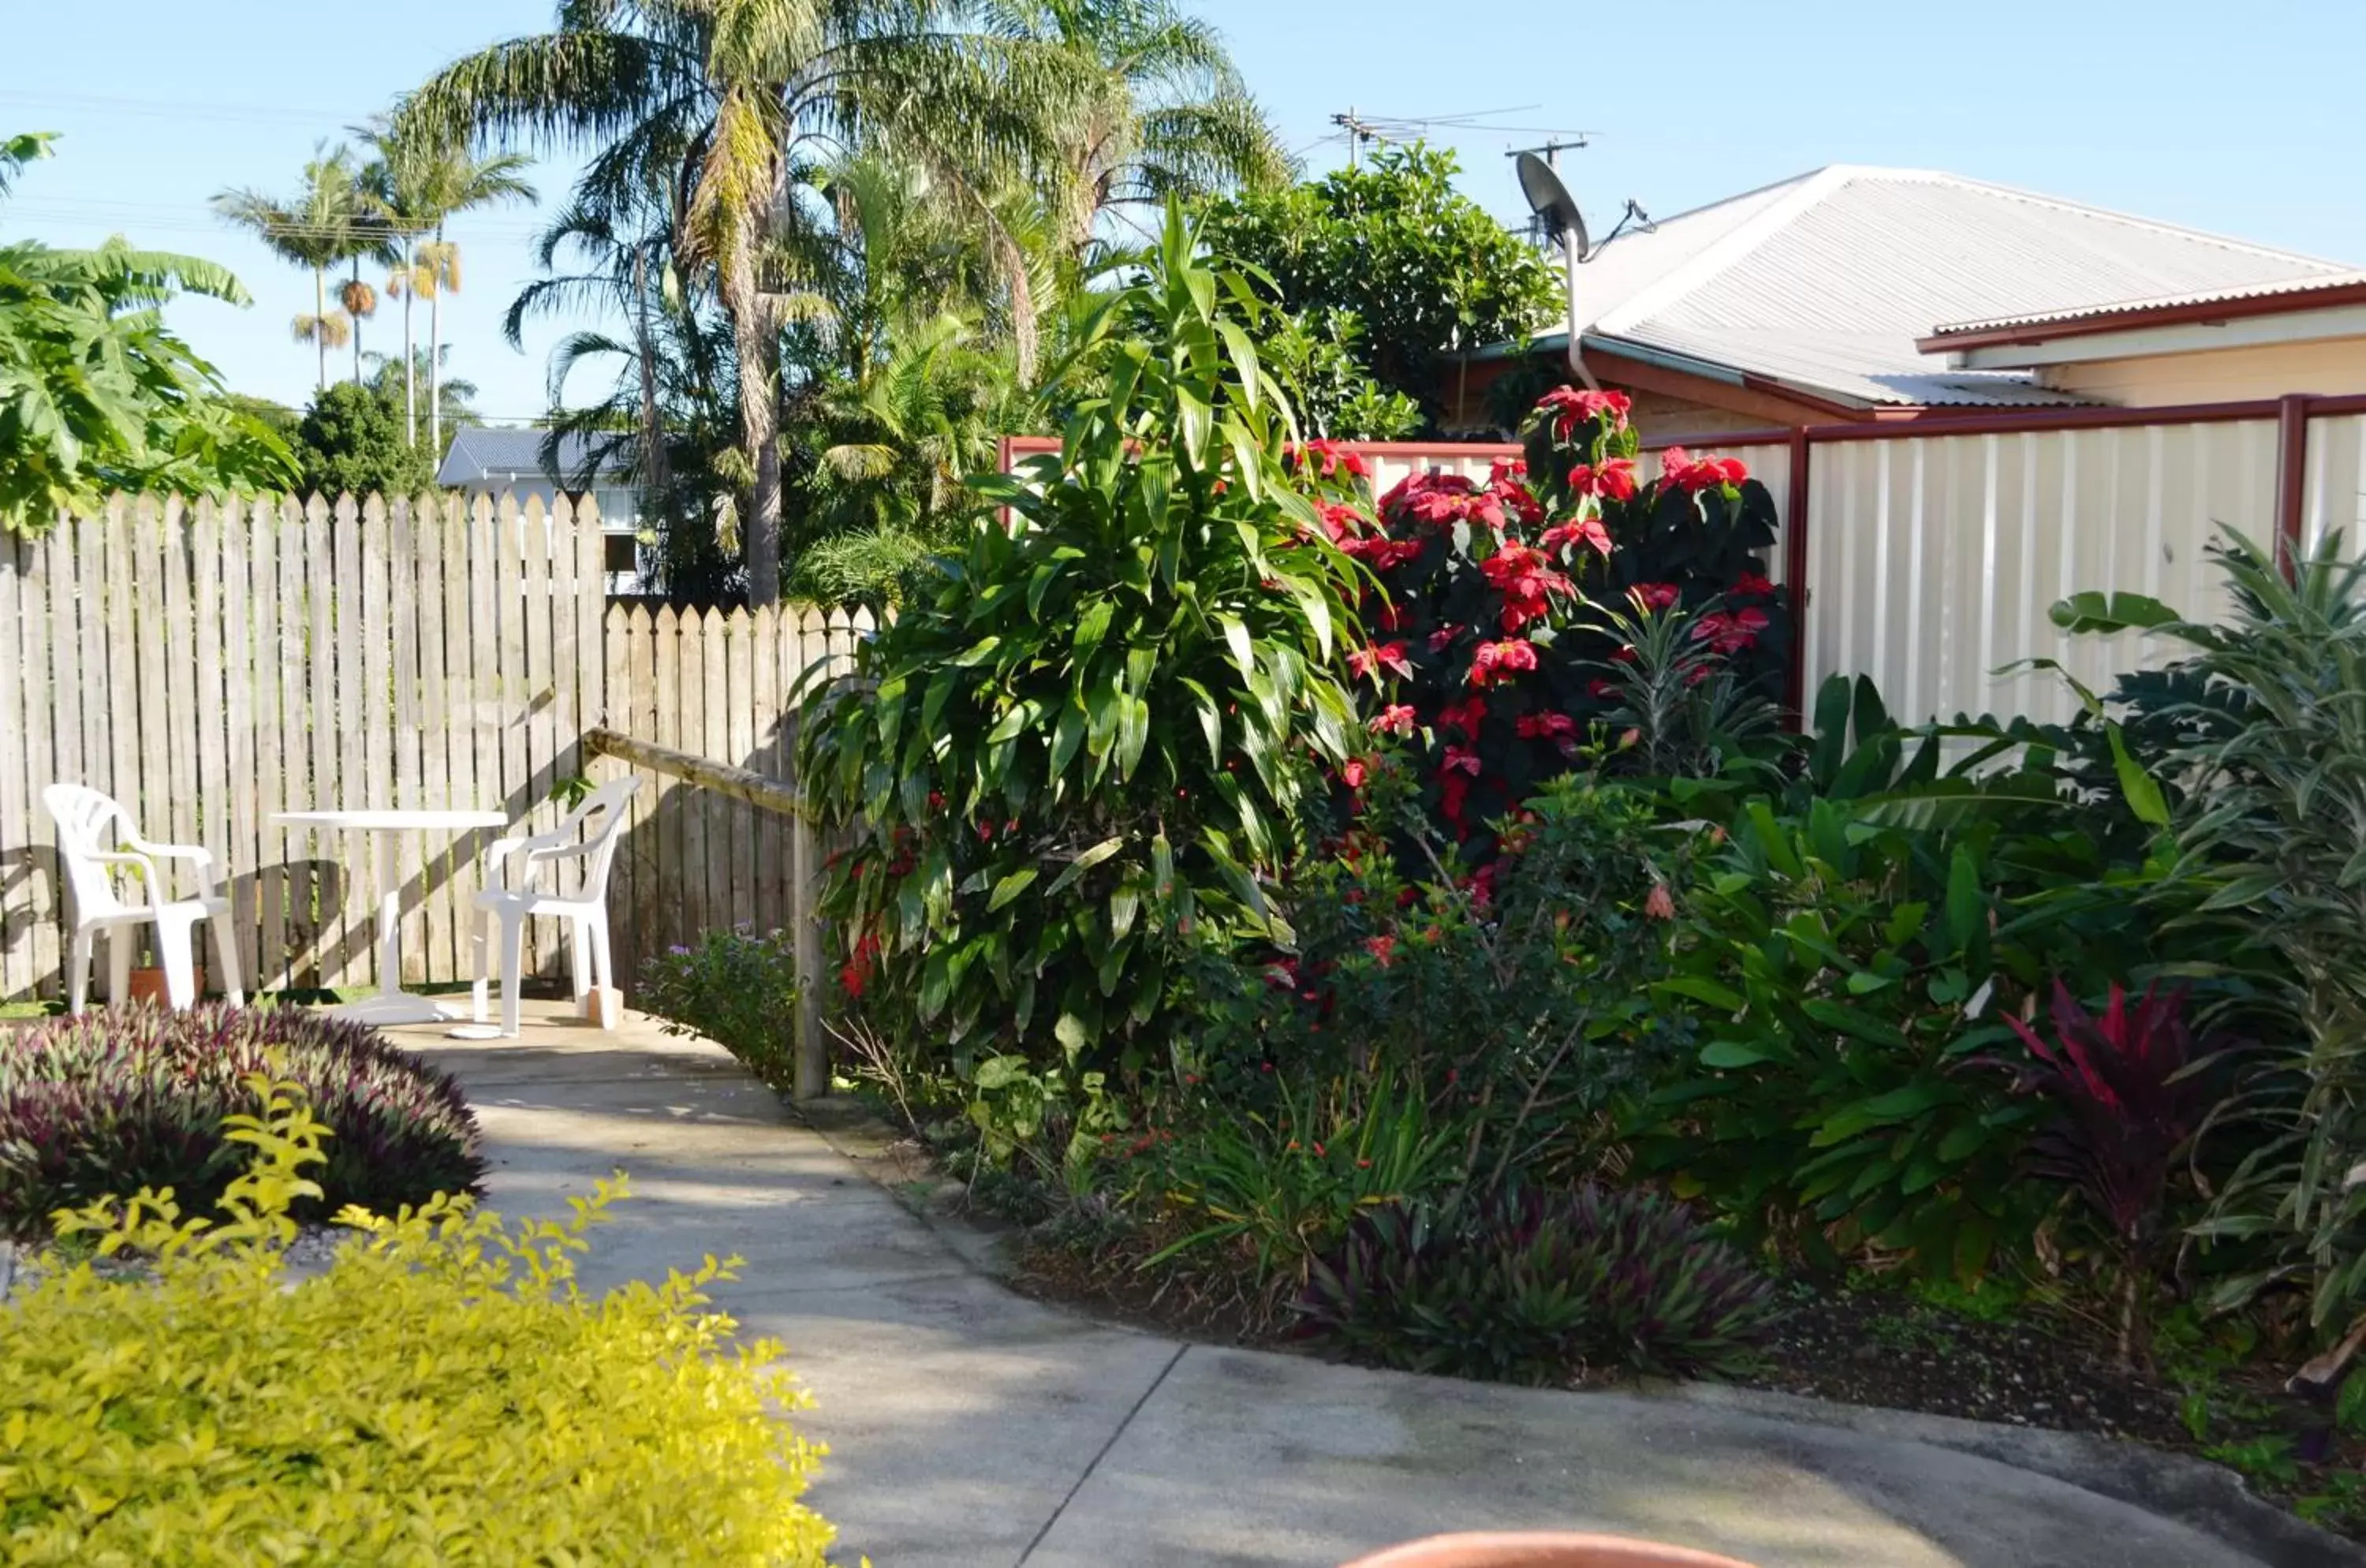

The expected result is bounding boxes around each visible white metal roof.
[1929,267,2366,337]
[1547,165,2349,408]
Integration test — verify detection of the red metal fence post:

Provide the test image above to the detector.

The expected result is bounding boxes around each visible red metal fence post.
[2274,394,2311,579]
[1783,427,1812,726]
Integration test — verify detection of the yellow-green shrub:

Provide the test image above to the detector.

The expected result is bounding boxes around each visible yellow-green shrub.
[0,1077,839,1567]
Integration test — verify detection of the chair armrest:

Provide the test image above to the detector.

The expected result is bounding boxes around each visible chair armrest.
[86,849,170,910]
[121,838,221,900]
[480,835,531,893]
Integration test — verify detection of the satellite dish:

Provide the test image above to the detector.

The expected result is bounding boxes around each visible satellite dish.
[1516,151,1588,258]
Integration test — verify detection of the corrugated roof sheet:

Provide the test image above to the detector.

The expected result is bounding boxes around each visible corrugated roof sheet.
[1562,166,2350,407]
[435,426,633,487]
[1929,267,2366,337]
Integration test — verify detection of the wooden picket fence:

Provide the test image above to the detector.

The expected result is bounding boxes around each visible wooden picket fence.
[0,493,864,1006]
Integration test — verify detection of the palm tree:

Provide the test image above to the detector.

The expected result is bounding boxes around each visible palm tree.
[979,0,1289,258]
[400,0,1063,607]
[213,144,373,393]
[360,122,535,456]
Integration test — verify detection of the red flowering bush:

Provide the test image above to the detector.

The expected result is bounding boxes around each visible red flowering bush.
[1187,765,1696,1187]
[1315,389,1793,837]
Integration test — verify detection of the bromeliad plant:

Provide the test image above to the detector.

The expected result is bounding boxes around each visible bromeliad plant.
[799,203,1365,1111]
[1319,385,1792,840]
[1295,1182,1782,1384]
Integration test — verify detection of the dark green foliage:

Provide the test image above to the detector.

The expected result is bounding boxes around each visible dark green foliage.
[290,381,438,502]
[1297,1183,1782,1383]
[638,927,802,1090]
[0,1003,483,1235]
[1256,305,1422,440]
[1228,771,1692,1187]
[1639,674,2164,1282]
[1198,144,1557,427]
[799,206,1364,1101]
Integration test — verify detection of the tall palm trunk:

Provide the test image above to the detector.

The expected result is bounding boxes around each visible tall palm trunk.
[633,244,674,529]
[718,237,780,607]
[349,258,364,386]
[428,227,444,457]
[312,265,328,393]
[400,238,417,446]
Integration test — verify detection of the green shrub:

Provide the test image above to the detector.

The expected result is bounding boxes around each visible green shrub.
[2058,531,2366,1347]
[1296,1183,1781,1383]
[0,1077,836,1566]
[800,203,1364,1099]
[0,1002,481,1237]
[1196,768,1692,1188]
[640,925,802,1088]
[1636,674,2166,1283]
[1143,1066,1460,1309]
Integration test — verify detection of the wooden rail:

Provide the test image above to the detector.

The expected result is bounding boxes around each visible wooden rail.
[584,726,806,819]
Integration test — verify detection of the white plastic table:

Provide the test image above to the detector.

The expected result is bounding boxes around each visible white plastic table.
[273,808,509,1025]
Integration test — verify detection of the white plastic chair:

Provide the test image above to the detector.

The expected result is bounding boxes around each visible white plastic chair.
[470,777,640,1036]
[43,784,245,1013]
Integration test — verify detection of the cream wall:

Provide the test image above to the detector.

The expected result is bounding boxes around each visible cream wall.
[2039,337,2366,406]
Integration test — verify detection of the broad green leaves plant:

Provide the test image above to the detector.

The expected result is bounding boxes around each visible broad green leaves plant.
[0,133,297,532]
[800,203,1364,1099]
[2064,528,2366,1346]
[1640,675,2161,1282]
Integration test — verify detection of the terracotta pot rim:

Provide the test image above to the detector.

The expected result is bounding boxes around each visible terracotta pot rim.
[1339,1532,1756,1568]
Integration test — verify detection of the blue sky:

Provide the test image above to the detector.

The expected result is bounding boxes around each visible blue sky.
[6,0,2359,422]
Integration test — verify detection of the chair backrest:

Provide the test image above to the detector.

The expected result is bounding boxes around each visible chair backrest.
[561,776,640,900]
[43,783,142,918]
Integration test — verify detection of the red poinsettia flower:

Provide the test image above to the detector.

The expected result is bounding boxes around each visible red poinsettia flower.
[1491,472,1545,527]
[1468,638,1539,688]
[1691,607,1771,655]
[1374,703,1418,737]
[1570,457,1639,502]
[1659,447,1749,493]
[1438,695,1489,738]
[1586,677,1619,699]
[1316,500,1366,543]
[1442,745,1483,777]
[1733,571,1776,596]
[1536,386,1633,440]
[1440,772,1471,827]
[1347,639,1414,681]
[1427,625,1459,652]
[1394,472,1477,525]
[1289,439,1370,480]
[1633,581,1681,611]
[1340,756,1371,789]
[1514,711,1577,739]
[1480,541,1575,631]
[1540,516,1613,558]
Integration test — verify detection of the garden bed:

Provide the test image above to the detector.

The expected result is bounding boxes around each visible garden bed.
[1007,1225,2364,1541]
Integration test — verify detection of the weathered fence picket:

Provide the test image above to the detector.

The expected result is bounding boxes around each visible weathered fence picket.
[0,494,860,1007]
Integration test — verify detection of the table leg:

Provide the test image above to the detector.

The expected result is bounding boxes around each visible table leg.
[376,831,405,998]
[327,831,465,1028]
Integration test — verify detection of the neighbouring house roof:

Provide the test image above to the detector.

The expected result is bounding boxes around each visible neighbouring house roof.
[1920,267,2366,353]
[436,426,635,489]
[1495,164,2349,409]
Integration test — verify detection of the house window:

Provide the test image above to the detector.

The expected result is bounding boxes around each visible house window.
[603,534,639,576]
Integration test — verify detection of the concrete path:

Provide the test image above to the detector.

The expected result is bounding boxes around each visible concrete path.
[394,1006,2305,1568]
